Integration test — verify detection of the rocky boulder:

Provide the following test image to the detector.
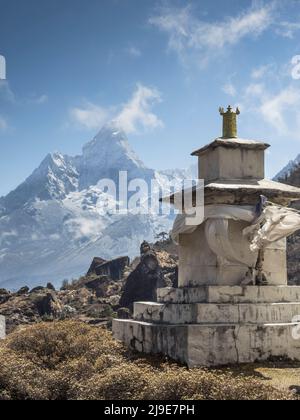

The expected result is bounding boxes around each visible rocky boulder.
[119,241,167,311]
[87,257,107,276]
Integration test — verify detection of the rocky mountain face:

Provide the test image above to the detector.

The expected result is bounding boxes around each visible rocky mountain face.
[0,122,192,290]
[274,154,300,182]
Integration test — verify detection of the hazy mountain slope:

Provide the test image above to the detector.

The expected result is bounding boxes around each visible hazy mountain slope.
[0,123,191,290]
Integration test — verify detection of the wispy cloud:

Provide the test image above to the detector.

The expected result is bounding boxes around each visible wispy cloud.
[69,84,163,134]
[251,64,275,79]
[259,86,300,133]
[31,94,48,105]
[125,45,142,58]
[114,84,163,134]
[0,116,8,132]
[222,83,237,97]
[276,21,300,39]
[235,51,300,137]
[70,102,111,130]
[241,74,300,136]
[150,2,274,66]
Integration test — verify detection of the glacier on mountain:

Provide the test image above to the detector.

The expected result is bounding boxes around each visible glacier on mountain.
[0,123,196,289]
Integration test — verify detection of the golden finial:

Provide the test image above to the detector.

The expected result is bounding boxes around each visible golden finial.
[219,105,240,138]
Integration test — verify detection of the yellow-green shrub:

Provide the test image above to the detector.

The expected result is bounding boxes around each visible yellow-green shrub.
[0,321,295,400]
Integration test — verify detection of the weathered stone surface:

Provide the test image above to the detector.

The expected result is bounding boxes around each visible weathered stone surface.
[157,286,300,304]
[113,282,300,366]
[193,139,267,182]
[134,301,300,325]
[113,319,300,367]
[178,222,287,287]
[165,179,300,207]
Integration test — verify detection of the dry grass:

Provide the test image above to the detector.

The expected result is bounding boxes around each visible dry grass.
[0,321,296,400]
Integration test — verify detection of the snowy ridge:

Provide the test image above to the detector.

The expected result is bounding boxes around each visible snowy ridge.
[274,154,300,181]
[0,123,192,289]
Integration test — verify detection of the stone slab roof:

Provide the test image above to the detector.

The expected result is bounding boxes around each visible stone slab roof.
[191,138,270,156]
[161,178,300,206]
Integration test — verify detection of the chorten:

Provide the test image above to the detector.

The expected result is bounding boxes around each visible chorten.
[113,107,300,367]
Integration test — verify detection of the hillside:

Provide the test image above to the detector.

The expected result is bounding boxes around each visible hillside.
[0,243,178,333]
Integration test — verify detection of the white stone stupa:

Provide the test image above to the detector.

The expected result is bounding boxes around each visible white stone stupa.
[113,107,300,367]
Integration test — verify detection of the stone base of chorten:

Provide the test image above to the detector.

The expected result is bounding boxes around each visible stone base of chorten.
[0,316,6,340]
[112,286,300,367]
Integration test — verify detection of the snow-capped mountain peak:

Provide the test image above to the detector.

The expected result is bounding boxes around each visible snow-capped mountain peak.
[77,122,152,190]
[1,152,79,214]
[82,122,145,168]
[274,154,300,181]
[0,123,192,289]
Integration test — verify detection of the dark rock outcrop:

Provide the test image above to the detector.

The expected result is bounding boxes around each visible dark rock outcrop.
[31,292,56,317]
[119,241,167,310]
[0,289,11,304]
[84,275,110,298]
[30,286,45,294]
[87,257,107,276]
[17,286,29,296]
[94,256,130,280]
[87,256,129,281]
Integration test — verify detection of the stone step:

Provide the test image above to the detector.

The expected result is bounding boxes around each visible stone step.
[133,301,300,325]
[157,286,300,304]
[113,318,300,367]
[113,319,300,368]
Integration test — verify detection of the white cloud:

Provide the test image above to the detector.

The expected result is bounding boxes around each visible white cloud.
[251,64,274,79]
[276,21,300,39]
[70,102,111,130]
[260,86,300,133]
[126,46,142,58]
[69,84,163,134]
[33,94,48,105]
[150,3,274,65]
[222,83,236,97]
[115,84,163,134]
[0,116,8,132]
[237,54,300,136]
[26,94,49,105]
[241,77,300,135]
[244,82,265,98]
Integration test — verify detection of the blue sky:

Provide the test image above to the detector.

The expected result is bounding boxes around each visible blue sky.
[1,0,300,196]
